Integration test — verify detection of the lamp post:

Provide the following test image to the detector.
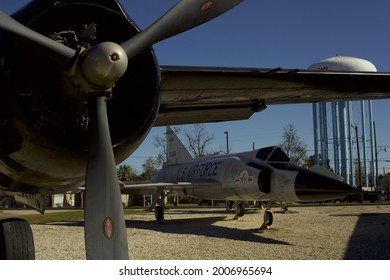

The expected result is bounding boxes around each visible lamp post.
[224,131,229,154]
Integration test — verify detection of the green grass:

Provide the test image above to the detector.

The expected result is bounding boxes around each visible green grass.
[2,201,389,224]
[14,209,140,225]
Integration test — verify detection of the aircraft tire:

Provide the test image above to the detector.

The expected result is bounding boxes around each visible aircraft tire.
[236,203,245,217]
[155,206,164,221]
[265,211,273,226]
[0,218,35,260]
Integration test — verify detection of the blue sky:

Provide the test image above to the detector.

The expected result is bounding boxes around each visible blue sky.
[4,0,390,174]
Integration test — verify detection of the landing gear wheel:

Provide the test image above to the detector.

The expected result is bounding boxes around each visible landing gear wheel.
[264,211,273,227]
[236,203,245,217]
[0,218,35,260]
[259,210,273,230]
[233,202,245,219]
[155,205,164,221]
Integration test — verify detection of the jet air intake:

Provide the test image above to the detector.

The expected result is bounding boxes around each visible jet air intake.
[246,162,272,193]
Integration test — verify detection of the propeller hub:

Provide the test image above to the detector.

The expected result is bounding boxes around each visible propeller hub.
[80,42,128,89]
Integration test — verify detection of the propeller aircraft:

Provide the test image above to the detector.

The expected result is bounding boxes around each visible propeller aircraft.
[1,0,390,260]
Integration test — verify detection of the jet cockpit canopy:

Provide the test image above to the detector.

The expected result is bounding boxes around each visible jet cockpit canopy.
[255,146,290,162]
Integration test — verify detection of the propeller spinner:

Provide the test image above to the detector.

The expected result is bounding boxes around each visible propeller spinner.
[77,42,128,90]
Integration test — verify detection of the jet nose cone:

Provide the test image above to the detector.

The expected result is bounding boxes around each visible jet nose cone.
[295,169,361,202]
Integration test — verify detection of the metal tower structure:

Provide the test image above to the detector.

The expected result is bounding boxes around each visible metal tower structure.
[309,56,377,188]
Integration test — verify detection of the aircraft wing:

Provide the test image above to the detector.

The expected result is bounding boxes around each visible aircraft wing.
[121,181,222,195]
[156,65,390,126]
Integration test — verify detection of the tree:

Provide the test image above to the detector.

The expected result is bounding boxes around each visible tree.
[153,135,166,169]
[305,155,316,168]
[184,124,214,158]
[140,157,159,180]
[305,154,330,168]
[117,164,138,181]
[279,123,307,166]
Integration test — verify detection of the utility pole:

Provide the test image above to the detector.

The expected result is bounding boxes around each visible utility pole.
[352,124,363,203]
[374,121,379,194]
[374,121,388,201]
[224,131,229,154]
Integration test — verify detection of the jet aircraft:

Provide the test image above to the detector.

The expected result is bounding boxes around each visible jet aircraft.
[1,0,390,260]
[123,126,361,228]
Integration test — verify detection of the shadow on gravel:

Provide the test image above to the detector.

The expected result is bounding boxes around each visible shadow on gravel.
[126,215,291,246]
[44,208,290,246]
[330,212,390,259]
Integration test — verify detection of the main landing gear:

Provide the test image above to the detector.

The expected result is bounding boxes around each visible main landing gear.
[0,218,35,260]
[233,201,245,219]
[149,192,166,221]
[231,201,273,230]
[259,201,273,230]
[154,205,164,221]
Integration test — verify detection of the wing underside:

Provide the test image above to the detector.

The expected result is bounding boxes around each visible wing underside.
[157,65,390,126]
[121,181,221,196]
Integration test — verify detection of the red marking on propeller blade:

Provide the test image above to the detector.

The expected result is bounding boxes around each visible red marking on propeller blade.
[103,217,113,239]
[200,1,213,11]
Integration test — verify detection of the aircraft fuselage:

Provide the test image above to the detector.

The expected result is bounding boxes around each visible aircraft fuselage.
[152,148,360,203]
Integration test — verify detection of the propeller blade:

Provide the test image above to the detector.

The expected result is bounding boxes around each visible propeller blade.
[84,95,129,260]
[0,11,76,61]
[121,0,244,59]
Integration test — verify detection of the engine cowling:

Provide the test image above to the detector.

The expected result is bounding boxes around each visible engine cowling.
[0,0,160,192]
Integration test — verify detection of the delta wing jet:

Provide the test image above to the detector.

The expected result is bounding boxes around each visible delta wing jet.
[0,0,390,260]
[123,127,361,229]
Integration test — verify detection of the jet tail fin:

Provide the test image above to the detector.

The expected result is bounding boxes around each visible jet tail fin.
[165,126,193,166]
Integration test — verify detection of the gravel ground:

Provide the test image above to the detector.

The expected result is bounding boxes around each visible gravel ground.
[31,204,390,260]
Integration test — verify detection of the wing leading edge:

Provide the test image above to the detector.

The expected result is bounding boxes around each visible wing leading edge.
[121,181,222,196]
[156,65,390,126]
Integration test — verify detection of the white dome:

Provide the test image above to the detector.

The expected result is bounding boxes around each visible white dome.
[308,56,377,72]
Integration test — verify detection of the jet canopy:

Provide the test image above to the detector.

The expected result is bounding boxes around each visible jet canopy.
[255,146,290,162]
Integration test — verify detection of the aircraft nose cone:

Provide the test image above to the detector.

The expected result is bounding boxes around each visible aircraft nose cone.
[294,169,361,202]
